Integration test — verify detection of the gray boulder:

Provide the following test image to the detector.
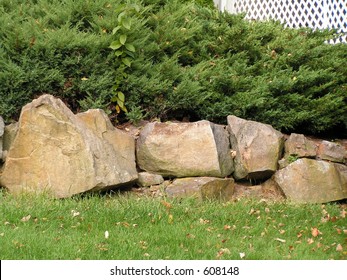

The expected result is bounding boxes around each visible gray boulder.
[136,121,234,178]
[317,140,346,163]
[227,115,284,180]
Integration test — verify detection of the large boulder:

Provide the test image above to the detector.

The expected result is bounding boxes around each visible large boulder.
[0,95,137,198]
[0,116,4,161]
[136,121,234,178]
[274,158,347,203]
[227,115,284,180]
[165,177,234,200]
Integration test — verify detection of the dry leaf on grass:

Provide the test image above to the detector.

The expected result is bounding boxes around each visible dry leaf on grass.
[71,210,80,217]
[307,238,314,244]
[311,227,321,237]
[275,238,286,243]
[199,218,210,224]
[336,244,343,251]
[21,215,31,222]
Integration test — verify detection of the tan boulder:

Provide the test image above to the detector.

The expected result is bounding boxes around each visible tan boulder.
[284,133,317,158]
[227,115,284,180]
[0,95,137,198]
[274,158,347,203]
[165,177,234,200]
[136,121,234,177]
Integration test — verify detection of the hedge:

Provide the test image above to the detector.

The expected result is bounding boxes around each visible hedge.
[0,0,346,136]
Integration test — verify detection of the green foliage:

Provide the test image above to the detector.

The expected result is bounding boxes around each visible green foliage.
[109,2,141,115]
[0,0,346,136]
[287,154,299,164]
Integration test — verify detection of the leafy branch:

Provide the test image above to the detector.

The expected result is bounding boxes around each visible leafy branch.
[109,3,140,114]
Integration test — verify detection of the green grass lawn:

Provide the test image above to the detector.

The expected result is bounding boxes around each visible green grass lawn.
[0,189,346,260]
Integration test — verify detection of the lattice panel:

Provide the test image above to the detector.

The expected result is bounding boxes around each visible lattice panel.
[217,0,347,43]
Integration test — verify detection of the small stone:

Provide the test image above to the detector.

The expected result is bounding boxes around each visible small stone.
[137,172,164,187]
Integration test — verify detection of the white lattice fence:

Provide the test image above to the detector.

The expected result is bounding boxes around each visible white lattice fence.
[214,0,347,43]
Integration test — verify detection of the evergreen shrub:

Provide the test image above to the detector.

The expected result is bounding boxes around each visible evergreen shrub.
[0,0,346,136]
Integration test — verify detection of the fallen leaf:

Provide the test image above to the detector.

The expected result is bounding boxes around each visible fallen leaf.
[321,215,330,223]
[199,218,210,224]
[341,209,346,218]
[122,222,130,227]
[275,238,286,243]
[336,244,343,252]
[143,253,150,257]
[307,238,314,244]
[217,248,231,258]
[311,227,320,237]
[161,200,172,210]
[71,210,80,217]
[21,215,31,222]
[279,229,286,235]
[343,229,347,235]
[239,252,246,259]
[224,225,231,230]
[265,207,270,213]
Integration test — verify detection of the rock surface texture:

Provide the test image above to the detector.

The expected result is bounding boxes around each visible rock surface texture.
[284,133,317,158]
[137,172,164,187]
[274,158,347,203]
[0,95,137,198]
[165,177,234,200]
[227,115,284,180]
[317,140,346,163]
[136,121,234,178]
